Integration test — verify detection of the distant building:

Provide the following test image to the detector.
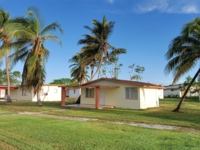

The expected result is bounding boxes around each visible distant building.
[164,84,199,97]
[0,84,62,101]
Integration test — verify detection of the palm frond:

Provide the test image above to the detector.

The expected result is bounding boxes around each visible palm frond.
[40,22,64,35]
[41,34,62,46]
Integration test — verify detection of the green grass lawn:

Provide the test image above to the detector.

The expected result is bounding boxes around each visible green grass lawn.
[43,97,200,130]
[0,115,200,150]
[0,97,200,149]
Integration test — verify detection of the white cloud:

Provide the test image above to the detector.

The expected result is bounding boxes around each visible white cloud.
[134,0,200,14]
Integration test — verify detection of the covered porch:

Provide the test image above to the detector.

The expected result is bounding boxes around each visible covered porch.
[60,85,119,109]
[0,85,18,99]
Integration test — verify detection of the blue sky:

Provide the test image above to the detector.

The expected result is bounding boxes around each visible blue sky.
[1,0,200,85]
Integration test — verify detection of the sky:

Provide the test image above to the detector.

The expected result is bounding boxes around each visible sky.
[1,0,200,85]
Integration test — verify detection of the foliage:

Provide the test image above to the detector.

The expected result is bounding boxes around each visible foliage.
[0,8,27,102]
[165,17,200,84]
[165,17,200,111]
[128,64,145,81]
[100,47,126,79]
[11,6,63,105]
[71,16,115,81]
[0,69,21,85]
[69,53,90,84]
[49,78,78,86]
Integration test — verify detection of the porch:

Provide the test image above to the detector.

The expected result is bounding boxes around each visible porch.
[60,85,119,109]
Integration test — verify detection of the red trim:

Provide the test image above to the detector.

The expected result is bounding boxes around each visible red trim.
[0,85,18,89]
[61,87,66,106]
[95,86,100,109]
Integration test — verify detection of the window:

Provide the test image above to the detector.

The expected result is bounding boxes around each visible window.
[125,87,138,100]
[74,89,76,94]
[86,88,94,98]
[22,89,26,96]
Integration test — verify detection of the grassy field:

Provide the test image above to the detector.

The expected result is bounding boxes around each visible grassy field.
[0,97,200,149]
[44,97,200,130]
[0,115,200,150]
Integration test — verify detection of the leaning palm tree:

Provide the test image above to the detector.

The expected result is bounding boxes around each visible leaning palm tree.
[165,17,200,112]
[78,16,115,80]
[0,9,28,102]
[11,6,63,106]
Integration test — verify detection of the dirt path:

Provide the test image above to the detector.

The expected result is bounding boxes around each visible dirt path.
[14,111,200,134]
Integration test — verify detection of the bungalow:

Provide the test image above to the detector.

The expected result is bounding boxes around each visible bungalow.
[164,84,199,98]
[61,78,165,109]
[0,84,62,101]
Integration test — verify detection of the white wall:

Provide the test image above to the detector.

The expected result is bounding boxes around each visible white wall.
[32,85,61,102]
[140,88,159,109]
[11,88,34,101]
[0,89,5,98]
[158,89,164,99]
[9,85,61,101]
[67,89,81,98]
[164,89,181,97]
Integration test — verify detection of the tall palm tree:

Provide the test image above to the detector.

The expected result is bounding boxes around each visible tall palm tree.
[0,9,27,102]
[165,17,200,112]
[12,6,63,106]
[78,16,115,80]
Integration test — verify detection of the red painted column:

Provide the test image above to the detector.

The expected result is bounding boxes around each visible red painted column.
[61,87,66,106]
[95,86,100,109]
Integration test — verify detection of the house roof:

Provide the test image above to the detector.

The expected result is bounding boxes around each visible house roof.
[43,84,64,86]
[58,85,81,89]
[0,84,64,90]
[0,85,18,89]
[80,78,165,89]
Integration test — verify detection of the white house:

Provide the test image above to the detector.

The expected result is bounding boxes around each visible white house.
[164,84,199,98]
[0,84,62,101]
[61,78,165,109]
[66,88,81,98]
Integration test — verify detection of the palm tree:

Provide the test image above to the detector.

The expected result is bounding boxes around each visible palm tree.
[12,6,63,106]
[78,16,115,80]
[69,53,89,84]
[165,17,200,112]
[0,9,27,102]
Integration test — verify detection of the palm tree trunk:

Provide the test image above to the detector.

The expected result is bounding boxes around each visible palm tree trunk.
[91,65,94,78]
[91,54,104,81]
[173,68,200,112]
[6,52,12,102]
[37,91,42,106]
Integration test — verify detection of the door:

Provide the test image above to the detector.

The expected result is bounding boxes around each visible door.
[100,88,105,105]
